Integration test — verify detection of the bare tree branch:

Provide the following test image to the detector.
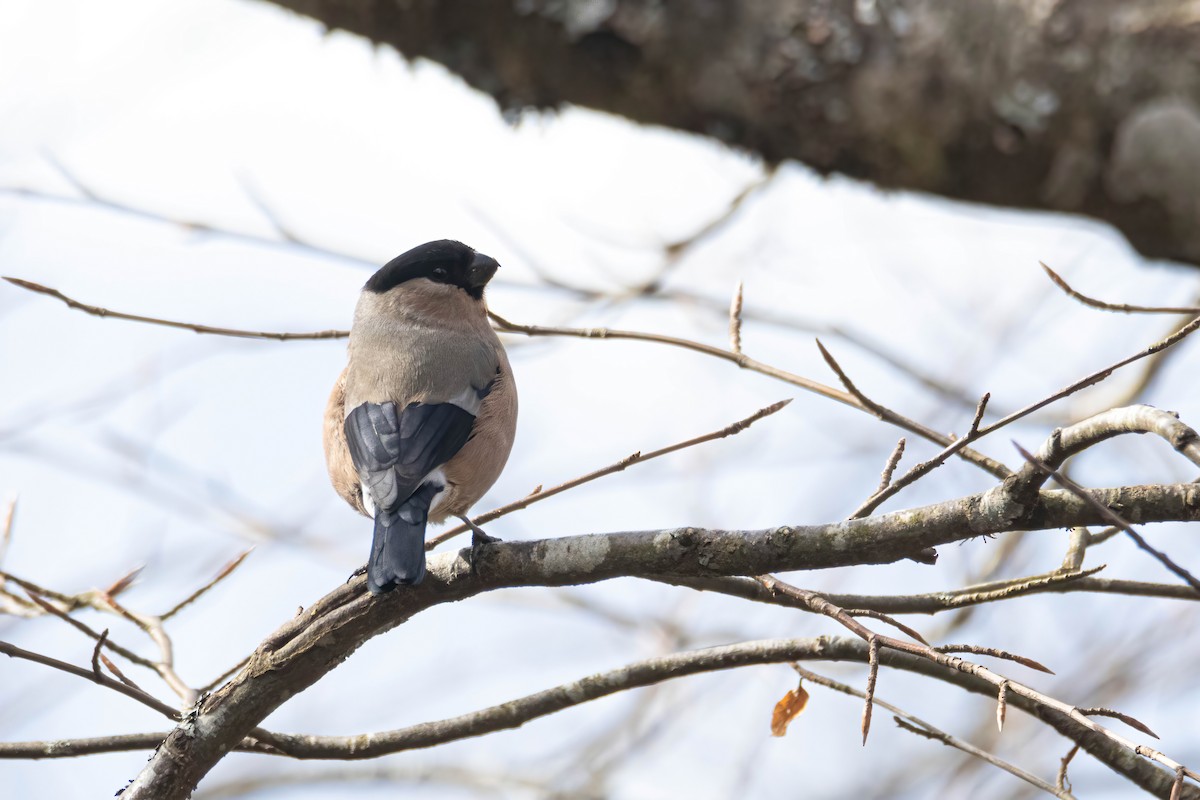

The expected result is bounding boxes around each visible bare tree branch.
[1015,442,1200,593]
[0,639,179,720]
[428,398,791,548]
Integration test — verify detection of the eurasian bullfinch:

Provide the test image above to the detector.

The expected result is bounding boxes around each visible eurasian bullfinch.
[323,240,518,593]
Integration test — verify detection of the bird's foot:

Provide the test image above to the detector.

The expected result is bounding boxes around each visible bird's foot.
[347,564,368,583]
[457,514,500,546]
[457,515,500,575]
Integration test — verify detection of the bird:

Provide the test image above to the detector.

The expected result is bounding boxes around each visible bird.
[323,240,518,594]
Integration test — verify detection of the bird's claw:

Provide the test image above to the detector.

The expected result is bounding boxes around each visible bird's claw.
[457,515,501,575]
[347,564,368,583]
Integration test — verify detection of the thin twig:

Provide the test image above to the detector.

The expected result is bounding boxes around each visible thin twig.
[997,680,1009,732]
[91,629,109,680]
[161,549,253,620]
[101,593,197,704]
[0,639,178,719]
[491,312,1009,478]
[794,667,1074,800]
[427,399,791,549]
[100,653,147,694]
[850,316,1200,517]
[845,609,928,645]
[1077,707,1160,739]
[729,281,744,354]
[20,588,158,669]
[968,393,991,438]
[1,276,1017,486]
[2,278,348,341]
[748,576,1196,784]
[1061,527,1091,572]
[1014,442,1200,593]
[861,636,879,745]
[1042,263,1200,315]
[200,655,253,694]
[875,438,906,494]
[1057,744,1080,793]
[934,644,1054,674]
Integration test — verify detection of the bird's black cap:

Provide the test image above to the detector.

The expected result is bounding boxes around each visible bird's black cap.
[365,240,499,300]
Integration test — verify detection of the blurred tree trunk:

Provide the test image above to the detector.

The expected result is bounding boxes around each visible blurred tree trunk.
[262,0,1200,268]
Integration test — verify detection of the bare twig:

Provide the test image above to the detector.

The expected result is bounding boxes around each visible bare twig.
[1061,527,1091,572]
[101,594,197,704]
[997,680,1009,732]
[1014,442,1200,594]
[0,639,178,719]
[2,278,348,341]
[728,281,744,354]
[491,312,1009,478]
[1057,744,1080,793]
[161,550,253,621]
[861,636,879,745]
[794,666,1074,799]
[894,717,1071,798]
[849,319,1200,517]
[934,644,1054,675]
[845,609,928,645]
[91,629,109,680]
[1078,708,1160,739]
[875,438,906,494]
[427,399,791,549]
[20,587,158,670]
[662,177,769,259]
[99,653,148,694]
[200,656,253,695]
[664,564,1200,620]
[1042,263,1200,315]
[968,392,991,438]
[747,575,1196,786]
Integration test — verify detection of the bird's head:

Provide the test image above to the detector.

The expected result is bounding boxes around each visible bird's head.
[365,240,499,301]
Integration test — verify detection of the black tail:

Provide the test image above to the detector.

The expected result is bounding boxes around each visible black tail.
[367,484,440,594]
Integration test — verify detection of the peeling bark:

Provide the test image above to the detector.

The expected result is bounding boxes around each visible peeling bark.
[260,0,1200,267]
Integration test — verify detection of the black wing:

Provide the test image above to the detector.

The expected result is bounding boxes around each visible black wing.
[344,400,476,513]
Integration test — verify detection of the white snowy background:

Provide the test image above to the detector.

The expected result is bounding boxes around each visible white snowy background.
[1,1,1199,798]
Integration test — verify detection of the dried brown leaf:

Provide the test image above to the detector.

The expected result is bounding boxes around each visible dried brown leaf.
[771,683,810,737]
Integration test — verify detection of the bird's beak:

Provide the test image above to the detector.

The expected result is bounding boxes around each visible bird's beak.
[467,253,500,290]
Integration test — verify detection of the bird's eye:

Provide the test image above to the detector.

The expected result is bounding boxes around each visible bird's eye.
[432,267,448,280]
